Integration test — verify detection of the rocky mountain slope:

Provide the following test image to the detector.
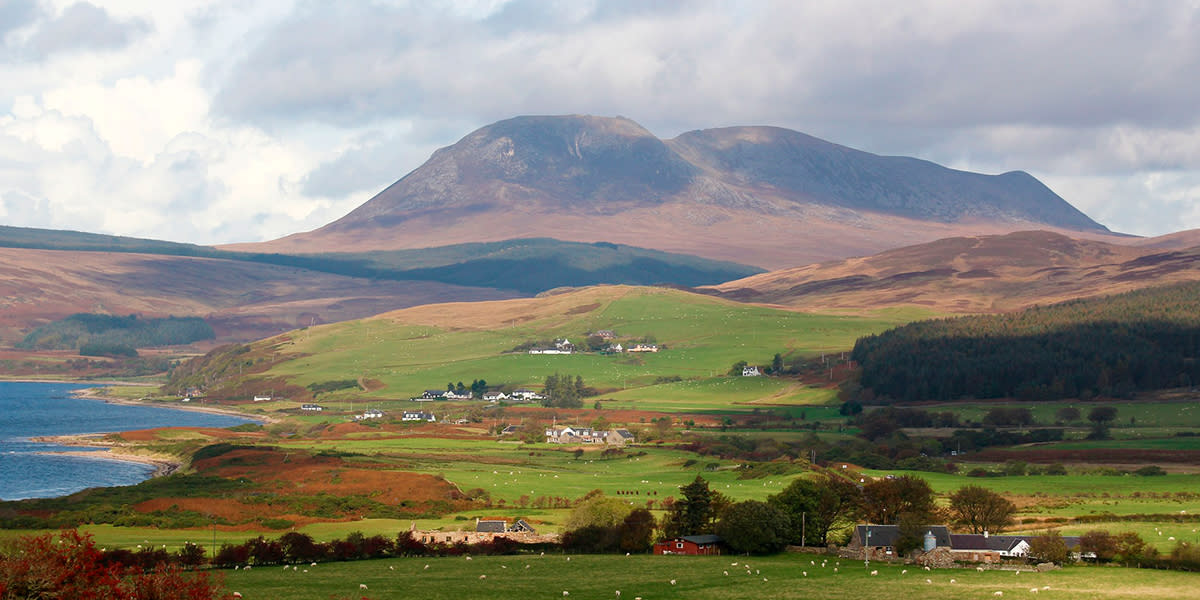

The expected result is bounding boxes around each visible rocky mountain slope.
[244,115,1116,269]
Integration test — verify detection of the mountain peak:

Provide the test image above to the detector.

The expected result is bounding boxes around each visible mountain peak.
[265,115,1113,269]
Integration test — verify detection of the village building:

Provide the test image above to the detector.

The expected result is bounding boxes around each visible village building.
[593,330,616,340]
[300,403,324,411]
[417,390,446,401]
[741,365,762,376]
[510,389,545,402]
[402,410,436,422]
[848,525,952,560]
[545,426,635,446]
[355,409,385,420]
[654,534,723,555]
[627,343,659,353]
[482,391,509,402]
[411,519,554,545]
[443,389,473,400]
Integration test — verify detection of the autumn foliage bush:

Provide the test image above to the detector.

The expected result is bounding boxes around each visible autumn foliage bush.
[0,530,226,599]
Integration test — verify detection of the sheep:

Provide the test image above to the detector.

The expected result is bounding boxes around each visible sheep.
[763,578,768,582]
[870,570,878,576]
[1042,586,1051,591]
[993,592,1003,597]
[924,566,931,571]
[724,571,729,576]
[360,584,368,590]
[389,566,394,571]
[616,592,621,597]
[525,564,531,569]
[479,575,487,579]
[925,579,932,584]
[562,592,569,597]
[977,567,985,572]
[465,556,472,561]
[802,571,807,577]
[670,579,677,585]
[424,564,430,570]
[834,568,838,573]
[949,579,956,584]
[1029,588,1039,594]
[501,565,507,569]
[232,594,242,599]
[902,569,908,574]
[311,562,318,567]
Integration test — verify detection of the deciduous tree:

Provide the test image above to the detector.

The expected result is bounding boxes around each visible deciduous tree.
[948,485,1016,534]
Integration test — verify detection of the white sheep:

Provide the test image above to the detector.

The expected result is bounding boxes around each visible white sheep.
[925,579,932,584]
[802,571,807,577]
[870,570,878,576]
[479,575,487,579]
[1030,588,1039,594]
[562,592,569,597]
[1042,586,1051,590]
[311,562,317,567]
[977,566,985,572]
[949,579,956,584]
[902,569,908,574]
[424,564,430,570]
[993,592,1003,597]
[723,571,729,576]
[465,556,472,561]
[359,584,368,590]
[670,579,677,585]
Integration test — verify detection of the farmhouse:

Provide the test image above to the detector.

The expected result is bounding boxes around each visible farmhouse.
[402,410,436,422]
[510,389,545,402]
[594,330,616,339]
[849,525,952,559]
[418,390,446,401]
[545,426,635,446]
[627,343,659,353]
[252,395,273,402]
[741,365,761,377]
[356,409,385,420]
[412,519,553,545]
[482,391,509,402]
[300,404,324,411]
[654,534,723,555]
[443,389,473,400]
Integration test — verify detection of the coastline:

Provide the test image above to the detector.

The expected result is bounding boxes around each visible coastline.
[72,386,278,425]
[34,443,180,478]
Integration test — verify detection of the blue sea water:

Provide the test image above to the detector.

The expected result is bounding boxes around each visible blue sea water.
[0,381,254,500]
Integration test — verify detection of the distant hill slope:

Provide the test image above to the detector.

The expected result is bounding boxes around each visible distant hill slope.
[243,115,1116,268]
[0,247,522,346]
[705,230,1200,313]
[166,285,921,406]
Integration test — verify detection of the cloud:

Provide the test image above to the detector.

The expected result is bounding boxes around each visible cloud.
[1,0,1199,245]
[21,2,151,60]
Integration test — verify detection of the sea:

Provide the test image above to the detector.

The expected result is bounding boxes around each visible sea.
[0,381,254,501]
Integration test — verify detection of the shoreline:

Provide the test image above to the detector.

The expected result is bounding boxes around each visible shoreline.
[71,386,278,425]
[34,444,180,478]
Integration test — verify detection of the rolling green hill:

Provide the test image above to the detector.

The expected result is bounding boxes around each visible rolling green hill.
[166,286,930,412]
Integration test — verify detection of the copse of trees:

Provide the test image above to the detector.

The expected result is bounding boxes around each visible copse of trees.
[18,313,214,353]
[851,282,1200,403]
[948,485,1016,534]
[541,373,591,408]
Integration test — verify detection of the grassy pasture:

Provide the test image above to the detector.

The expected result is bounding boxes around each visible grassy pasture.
[221,552,1200,600]
[274,437,796,505]
[255,287,923,409]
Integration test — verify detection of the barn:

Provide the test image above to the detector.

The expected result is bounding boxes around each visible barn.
[653,534,723,555]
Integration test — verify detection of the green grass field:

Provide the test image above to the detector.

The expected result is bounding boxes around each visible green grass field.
[250,288,927,410]
[221,552,1200,600]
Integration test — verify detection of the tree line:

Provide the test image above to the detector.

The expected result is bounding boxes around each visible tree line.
[18,313,215,356]
[850,282,1200,403]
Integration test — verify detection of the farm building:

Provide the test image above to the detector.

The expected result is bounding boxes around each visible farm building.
[849,525,951,559]
[300,404,323,411]
[545,426,635,446]
[402,410,436,422]
[654,535,723,555]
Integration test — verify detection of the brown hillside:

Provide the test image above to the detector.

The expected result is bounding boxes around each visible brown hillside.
[705,230,1200,313]
[0,247,522,345]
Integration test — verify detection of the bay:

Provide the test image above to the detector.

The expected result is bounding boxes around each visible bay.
[0,381,254,500]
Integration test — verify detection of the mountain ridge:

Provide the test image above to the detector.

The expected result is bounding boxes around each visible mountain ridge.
[239,115,1116,268]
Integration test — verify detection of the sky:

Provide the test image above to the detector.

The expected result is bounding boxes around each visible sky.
[1,0,1198,245]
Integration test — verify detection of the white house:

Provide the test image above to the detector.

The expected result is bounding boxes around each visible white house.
[253,395,273,402]
[356,409,385,420]
[402,410,436,422]
[443,389,473,400]
[510,389,544,402]
[742,366,761,377]
[482,391,508,402]
[300,404,324,412]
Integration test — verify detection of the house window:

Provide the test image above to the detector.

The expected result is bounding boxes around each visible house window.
[676,542,684,549]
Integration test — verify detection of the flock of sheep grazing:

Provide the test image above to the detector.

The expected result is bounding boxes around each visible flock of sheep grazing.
[228,553,1059,598]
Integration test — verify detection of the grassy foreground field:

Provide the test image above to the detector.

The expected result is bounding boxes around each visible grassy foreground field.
[222,553,1199,600]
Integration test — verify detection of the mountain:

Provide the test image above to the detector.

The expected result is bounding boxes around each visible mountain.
[704,230,1200,313]
[241,115,1116,269]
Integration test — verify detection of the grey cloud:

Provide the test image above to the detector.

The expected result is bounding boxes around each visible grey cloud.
[24,2,151,59]
[301,132,441,198]
[0,0,41,37]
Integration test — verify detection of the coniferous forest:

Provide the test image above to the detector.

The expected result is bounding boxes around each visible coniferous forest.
[851,282,1200,403]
